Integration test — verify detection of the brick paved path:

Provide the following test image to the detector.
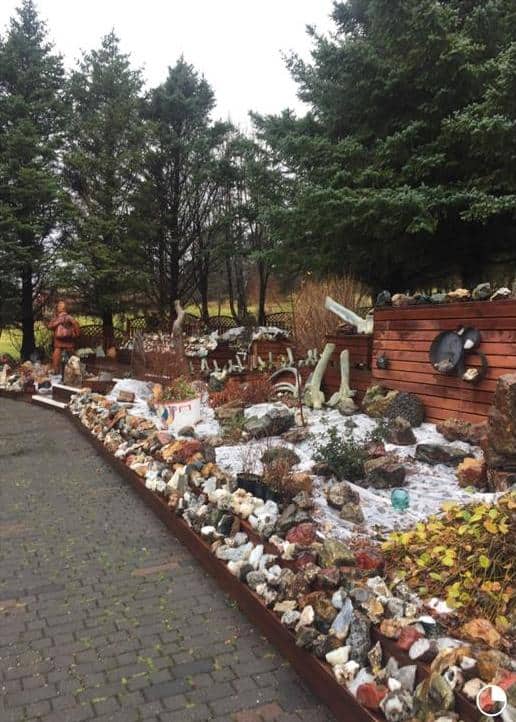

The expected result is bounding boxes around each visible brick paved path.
[0,399,335,722]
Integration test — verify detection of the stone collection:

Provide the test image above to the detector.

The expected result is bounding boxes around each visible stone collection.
[64,384,515,722]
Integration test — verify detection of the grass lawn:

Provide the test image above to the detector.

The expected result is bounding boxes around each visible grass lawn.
[0,301,291,361]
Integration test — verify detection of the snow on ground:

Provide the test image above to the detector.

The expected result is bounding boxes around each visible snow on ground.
[215,403,496,537]
[99,384,496,536]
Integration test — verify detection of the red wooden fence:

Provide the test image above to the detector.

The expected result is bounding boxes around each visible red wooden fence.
[371,299,516,423]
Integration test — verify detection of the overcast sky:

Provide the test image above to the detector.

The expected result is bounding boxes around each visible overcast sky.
[1,0,335,128]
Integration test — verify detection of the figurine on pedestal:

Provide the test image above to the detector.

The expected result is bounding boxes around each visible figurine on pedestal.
[47,300,80,374]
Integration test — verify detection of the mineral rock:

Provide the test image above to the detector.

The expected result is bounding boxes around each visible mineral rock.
[362,385,400,418]
[436,417,487,445]
[431,293,447,303]
[459,618,501,648]
[347,612,371,666]
[476,649,513,681]
[295,626,318,649]
[447,288,471,302]
[313,596,338,625]
[376,290,392,306]
[245,404,294,438]
[386,392,425,427]
[326,646,350,667]
[396,665,417,693]
[415,443,469,466]
[397,626,423,652]
[327,481,359,509]
[462,678,484,700]
[442,666,464,691]
[357,683,388,710]
[295,605,315,630]
[291,490,313,509]
[368,641,383,675]
[285,522,317,546]
[330,598,354,640]
[491,287,512,301]
[472,282,492,300]
[277,503,311,534]
[339,502,365,524]
[317,567,341,589]
[415,673,454,713]
[282,427,311,444]
[391,293,411,307]
[408,638,439,663]
[281,609,301,628]
[364,455,406,488]
[457,457,487,488]
[356,550,384,572]
[386,416,416,445]
[380,689,415,722]
[319,539,355,568]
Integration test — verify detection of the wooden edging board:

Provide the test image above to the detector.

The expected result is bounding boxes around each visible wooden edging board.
[66,409,379,722]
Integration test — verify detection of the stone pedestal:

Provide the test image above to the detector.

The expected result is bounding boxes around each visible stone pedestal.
[485,374,516,491]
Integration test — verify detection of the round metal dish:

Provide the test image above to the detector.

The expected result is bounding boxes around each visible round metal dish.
[429,331,464,375]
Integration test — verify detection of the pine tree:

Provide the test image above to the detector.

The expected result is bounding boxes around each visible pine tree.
[0,0,66,358]
[62,31,146,343]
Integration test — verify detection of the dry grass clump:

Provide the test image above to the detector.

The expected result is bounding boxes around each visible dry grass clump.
[210,376,272,408]
[292,275,370,354]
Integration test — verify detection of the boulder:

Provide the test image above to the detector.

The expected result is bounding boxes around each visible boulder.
[415,443,469,466]
[487,374,516,457]
[447,288,471,302]
[245,405,294,438]
[363,455,407,488]
[472,282,492,301]
[282,427,310,444]
[356,683,388,710]
[327,481,359,509]
[459,618,502,648]
[340,502,365,525]
[362,385,399,418]
[457,457,487,489]
[436,417,487,445]
[285,522,317,547]
[491,287,512,301]
[319,539,355,568]
[487,469,516,492]
[386,416,416,445]
[385,392,425,427]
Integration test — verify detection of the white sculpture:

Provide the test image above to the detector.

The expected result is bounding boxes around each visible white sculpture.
[325,296,373,335]
[303,342,335,409]
[326,350,357,415]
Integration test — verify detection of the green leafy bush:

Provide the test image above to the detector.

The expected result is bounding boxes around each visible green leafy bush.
[314,426,368,481]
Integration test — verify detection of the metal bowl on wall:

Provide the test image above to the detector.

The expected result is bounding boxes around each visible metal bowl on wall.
[429,331,464,375]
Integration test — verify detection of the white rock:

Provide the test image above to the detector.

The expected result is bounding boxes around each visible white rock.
[295,605,314,631]
[325,646,350,667]
[249,545,264,569]
[463,678,484,701]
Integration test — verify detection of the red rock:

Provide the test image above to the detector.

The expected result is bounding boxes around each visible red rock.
[317,567,341,589]
[437,418,487,445]
[286,523,317,546]
[457,457,487,489]
[356,683,388,710]
[356,550,384,572]
[397,626,423,651]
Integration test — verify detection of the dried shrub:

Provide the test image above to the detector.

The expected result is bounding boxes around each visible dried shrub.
[382,492,516,628]
[262,457,313,500]
[210,375,272,408]
[292,275,370,354]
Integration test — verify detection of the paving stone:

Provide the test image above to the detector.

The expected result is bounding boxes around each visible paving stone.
[0,399,336,722]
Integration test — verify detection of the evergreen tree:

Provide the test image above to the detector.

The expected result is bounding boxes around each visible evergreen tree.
[0,0,66,358]
[63,31,146,343]
[256,0,516,293]
[134,59,232,320]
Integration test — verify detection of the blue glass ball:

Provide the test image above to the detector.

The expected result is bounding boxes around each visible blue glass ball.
[391,488,410,511]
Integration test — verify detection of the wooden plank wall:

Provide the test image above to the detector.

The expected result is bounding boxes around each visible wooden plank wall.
[323,333,373,402]
[372,300,516,423]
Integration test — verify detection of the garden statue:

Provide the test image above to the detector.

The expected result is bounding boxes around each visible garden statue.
[47,300,80,373]
[325,296,374,334]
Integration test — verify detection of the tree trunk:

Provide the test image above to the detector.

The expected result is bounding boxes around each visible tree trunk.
[226,258,237,320]
[102,309,114,350]
[234,257,248,322]
[199,267,210,323]
[20,265,35,360]
[257,261,269,326]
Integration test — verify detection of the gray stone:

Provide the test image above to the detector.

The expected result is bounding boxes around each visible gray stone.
[330,597,354,640]
[363,455,407,488]
[472,282,491,301]
[386,417,417,445]
[347,612,371,666]
[415,443,469,466]
[327,481,359,509]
